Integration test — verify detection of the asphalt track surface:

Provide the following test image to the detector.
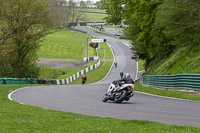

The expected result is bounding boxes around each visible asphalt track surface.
[10,28,200,127]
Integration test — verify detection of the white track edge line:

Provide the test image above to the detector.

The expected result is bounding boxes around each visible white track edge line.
[135,91,200,102]
[8,87,27,104]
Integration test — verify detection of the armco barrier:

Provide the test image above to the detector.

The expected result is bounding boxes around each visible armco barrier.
[0,78,4,84]
[141,74,200,91]
[0,78,38,84]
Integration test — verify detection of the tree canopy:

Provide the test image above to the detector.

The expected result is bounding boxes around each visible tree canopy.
[0,0,54,78]
[101,0,200,68]
[44,0,87,28]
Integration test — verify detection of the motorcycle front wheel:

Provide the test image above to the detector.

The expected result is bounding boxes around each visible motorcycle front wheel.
[102,94,109,102]
[114,90,127,103]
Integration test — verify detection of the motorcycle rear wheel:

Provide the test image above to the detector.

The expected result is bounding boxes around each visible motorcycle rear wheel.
[114,90,127,103]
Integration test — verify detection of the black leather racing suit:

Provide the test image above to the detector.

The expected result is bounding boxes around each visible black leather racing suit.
[119,77,134,85]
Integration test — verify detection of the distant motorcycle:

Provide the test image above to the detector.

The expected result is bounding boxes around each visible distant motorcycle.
[102,80,134,103]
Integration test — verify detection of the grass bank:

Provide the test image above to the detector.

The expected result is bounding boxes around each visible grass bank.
[138,60,145,71]
[38,29,96,59]
[146,46,200,75]
[38,29,99,79]
[85,13,107,22]
[86,8,106,13]
[38,66,83,80]
[83,8,107,22]
[1,85,200,132]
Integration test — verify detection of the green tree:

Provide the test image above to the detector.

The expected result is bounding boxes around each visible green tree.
[44,0,87,28]
[155,0,200,48]
[0,0,53,78]
[148,0,200,67]
[95,1,101,9]
[101,0,124,25]
[102,0,200,70]
[101,0,163,66]
[132,0,163,66]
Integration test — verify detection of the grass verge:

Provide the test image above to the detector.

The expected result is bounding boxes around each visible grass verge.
[138,60,145,71]
[135,82,200,101]
[146,46,200,75]
[70,61,113,84]
[1,85,200,132]
[38,29,96,59]
[38,66,83,80]
[85,13,107,22]
[55,68,83,80]
[86,8,106,13]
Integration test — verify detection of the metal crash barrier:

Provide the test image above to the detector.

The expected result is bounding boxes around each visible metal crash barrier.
[0,78,42,84]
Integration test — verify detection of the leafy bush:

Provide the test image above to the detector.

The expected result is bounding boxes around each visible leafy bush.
[38,66,61,79]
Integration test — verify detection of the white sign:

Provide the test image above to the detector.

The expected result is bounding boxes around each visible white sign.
[91,39,104,43]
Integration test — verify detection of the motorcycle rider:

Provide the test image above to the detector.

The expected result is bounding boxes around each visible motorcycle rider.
[113,73,134,91]
[119,73,134,85]
[118,73,134,100]
[120,72,123,78]
[103,73,134,102]
[81,75,87,84]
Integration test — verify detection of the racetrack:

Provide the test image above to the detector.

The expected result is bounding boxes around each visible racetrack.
[10,28,200,127]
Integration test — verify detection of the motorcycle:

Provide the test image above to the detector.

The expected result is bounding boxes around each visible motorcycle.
[102,80,134,103]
